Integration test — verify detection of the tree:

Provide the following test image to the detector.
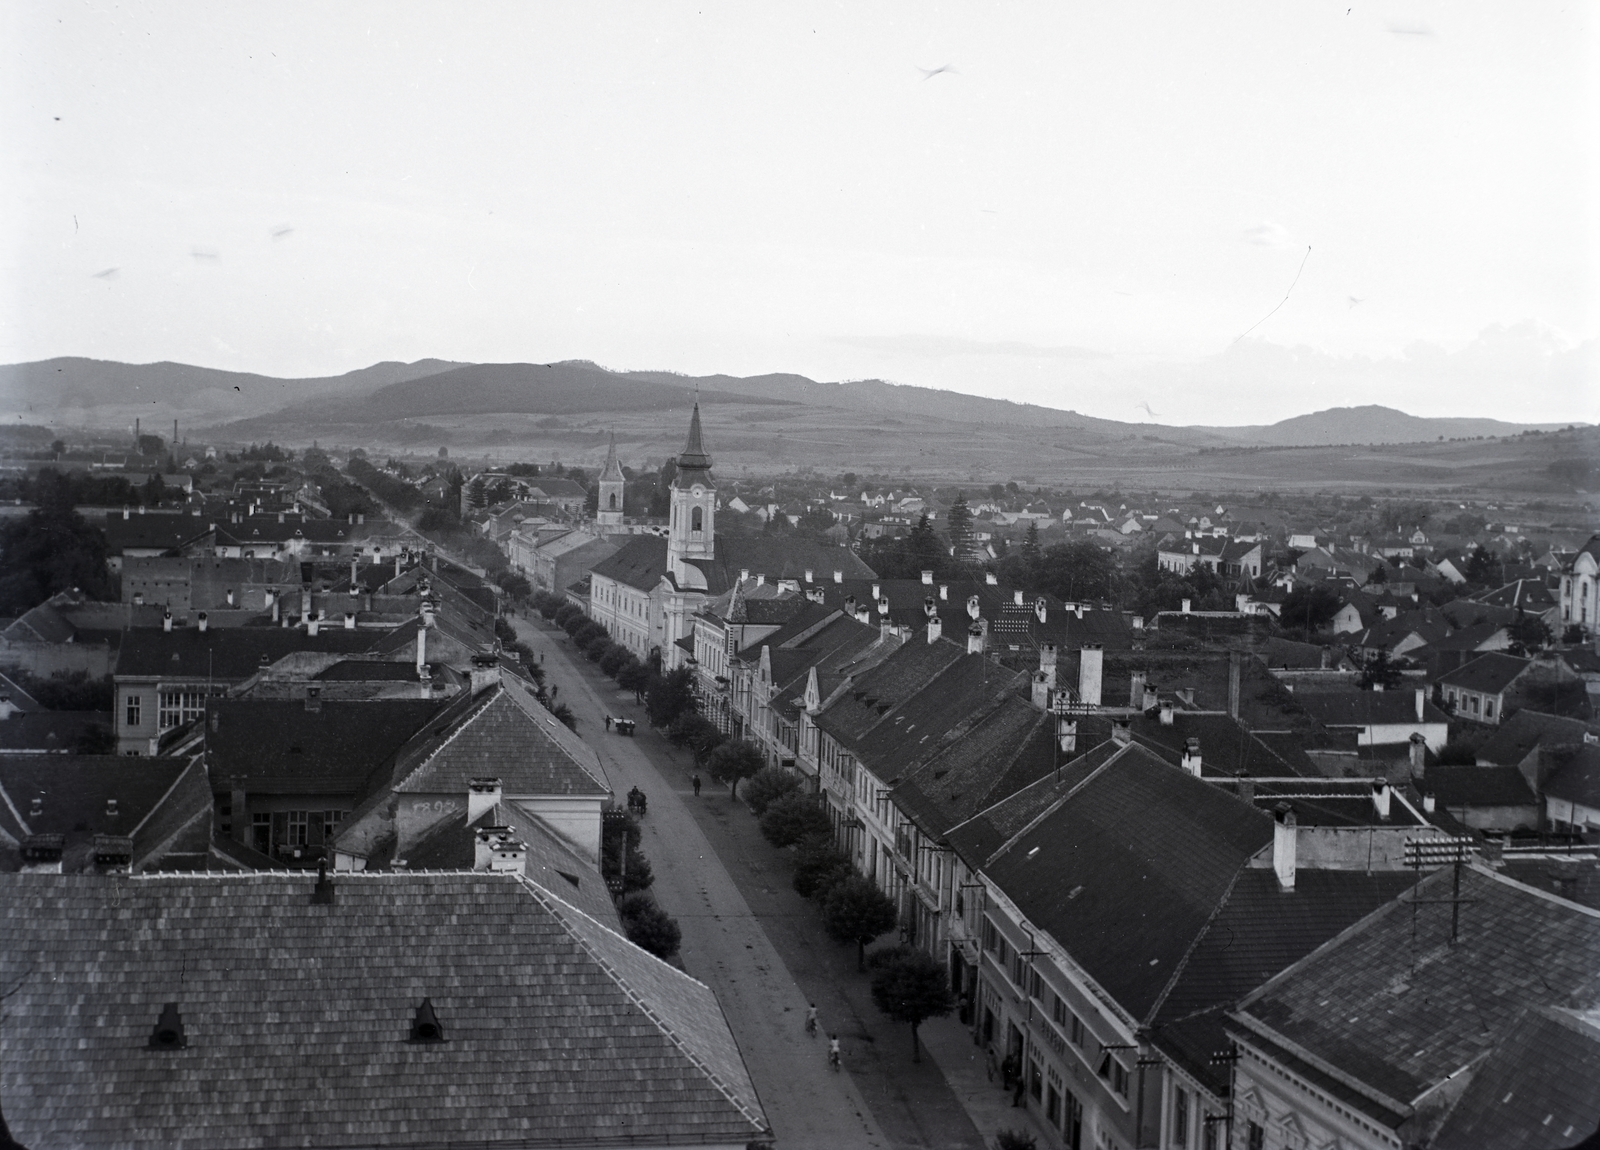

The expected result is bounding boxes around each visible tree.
[618,893,681,960]
[793,834,854,899]
[823,875,899,970]
[1358,651,1404,691]
[618,660,652,704]
[667,712,725,762]
[467,476,488,509]
[136,433,165,456]
[869,948,955,1062]
[706,739,764,800]
[906,512,949,577]
[0,501,115,615]
[743,766,804,818]
[646,666,696,728]
[1280,585,1342,636]
[50,438,65,457]
[1021,521,1041,566]
[759,794,833,848]
[550,702,578,732]
[1036,541,1114,602]
[945,493,974,564]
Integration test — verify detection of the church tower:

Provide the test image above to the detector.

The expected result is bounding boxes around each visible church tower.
[668,403,716,570]
[596,432,625,529]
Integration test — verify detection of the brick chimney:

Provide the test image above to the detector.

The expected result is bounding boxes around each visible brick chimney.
[469,654,501,695]
[1039,643,1057,689]
[1078,645,1103,708]
[1273,803,1297,892]
[1180,737,1201,775]
[467,778,503,822]
[1371,777,1392,820]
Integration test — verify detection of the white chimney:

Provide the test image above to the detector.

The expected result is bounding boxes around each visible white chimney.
[921,570,933,585]
[1159,702,1174,726]
[967,623,985,655]
[1078,645,1103,708]
[416,627,428,674]
[1031,672,1052,710]
[1372,777,1392,820]
[1039,643,1057,689]
[469,655,501,695]
[1129,670,1146,709]
[1035,597,1047,623]
[1415,687,1425,722]
[939,584,948,601]
[927,616,943,644]
[872,583,881,600]
[307,618,319,636]
[1181,737,1201,775]
[122,506,130,520]
[343,611,356,630]
[133,591,144,606]
[804,569,813,583]
[1111,718,1131,746]
[756,573,765,586]
[985,572,998,585]
[225,589,235,607]
[856,606,871,624]
[467,778,503,822]
[163,610,172,633]
[1014,589,1024,606]
[473,824,514,870]
[1143,681,1159,712]
[1423,792,1436,814]
[1058,718,1077,753]
[1181,598,1192,614]
[878,596,889,615]
[1273,803,1297,892]
[833,570,842,583]
[197,612,208,633]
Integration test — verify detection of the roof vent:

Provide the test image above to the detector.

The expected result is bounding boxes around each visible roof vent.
[149,1003,187,1050]
[409,998,446,1044]
[311,859,337,904]
[106,798,119,817]
[29,797,42,818]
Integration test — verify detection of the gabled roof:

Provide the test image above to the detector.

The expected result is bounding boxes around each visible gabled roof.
[2,599,77,643]
[387,678,610,799]
[1232,866,1600,1135]
[953,743,1272,1021]
[0,755,211,872]
[1438,652,1531,694]
[683,536,876,596]
[1544,745,1600,809]
[103,515,214,554]
[812,637,968,750]
[1473,577,1557,612]
[0,871,767,1147]
[207,698,445,794]
[1293,688,1447,728]
[590,534,671,592]
[1426,764,1537,808]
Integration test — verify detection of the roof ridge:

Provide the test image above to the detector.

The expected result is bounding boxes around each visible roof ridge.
[513,875,766,1131]
[392,683,503,788]
[985,742,1134,866]
[1144,862,1250,1025]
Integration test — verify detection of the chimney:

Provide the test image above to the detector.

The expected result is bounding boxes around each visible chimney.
[1159,701,1174,726]
[1423,792,1436,814]
[271,594,281,624]
[878,596,889,615]
[1319,646,1330,670]
[474,824,514,870]
[939,584,948,600]
[421,600,435,628]
[195,611,207,634]
[1371,777,1392,820]
[467,778,503,822]
[1111,718,1132,746]
[880,619,892,641]
[1228,652,1241,721]
[1058,718,1077,753]
[1031,672,1051,710]
[278,510,285,524]
[1129,670,1146,709]
[1237,772,1255,805]
[872,583,881,600]
[921,570,933,585]
[1409,733,1427,776]
[927,616,943,644]
[1181,737,1201,774]
[311,859,337,904]
[755,574,764,586]
[804,568,813,583]
[163,609,173,633]
[123,506,130,520]
[343,611,356,630]
[416,627,427,674]
[1181,598,1191,614]
[1273,804,1297,892]
[833,570,843,583]
[1414,686,1425,723]
[985,572,998,585]
[740,568,750,583]
[856,606,871,625]
[1142,681,1158,711]
[1078,645,1103,708]
[307,618,319,636]
[469,654,501,695]
[305,686,322,713]
[967,622,985,655]
[0,696,13,722]
[1014,589,1025,606]
[1039,643,1057,689]
[1035,597,1047,623]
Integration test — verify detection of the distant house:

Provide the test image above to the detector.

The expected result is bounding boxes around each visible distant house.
[1544,745,1600,834]
[1438,653,1532,725]
[1558,533,1600,638]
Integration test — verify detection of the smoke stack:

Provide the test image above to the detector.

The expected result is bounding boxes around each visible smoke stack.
[1228,652,1241,721]
[1078,645,1103,708]
[1273,803,1297,892]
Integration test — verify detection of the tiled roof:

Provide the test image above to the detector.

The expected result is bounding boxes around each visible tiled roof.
[1430,1008,1600,1150]
[0,755,210,872]
[1544,746,1600,809]
[1475,709,1599,767]
[684,536,876,595]
[590,534,670,591]
[207,698,445,793]
[103,516,213,554]
[314,659,430,681]
[0,871,767,1147]
[1427,764,1537,808]
[390,678,610,799]
[943,742,1125,866]
[1293,688,1447,728]
[850,653,1027,780]
[1234,866,1600,1121]
[812,637,968,749]
[1073,712,1316,778]
[0,710,111,753]
[959,743,1272,1021]
[1438,652,1530,694]
[115,626,382,680]
[1499,857,1600,912]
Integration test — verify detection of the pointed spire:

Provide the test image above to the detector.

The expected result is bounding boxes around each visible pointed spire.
[677,403,712,472]
[599,431,623,482]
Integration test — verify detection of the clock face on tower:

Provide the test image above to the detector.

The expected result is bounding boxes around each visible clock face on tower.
[692,486,704,497]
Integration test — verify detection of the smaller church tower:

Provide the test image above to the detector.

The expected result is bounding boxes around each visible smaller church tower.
[668,403,716,570]
[596,432,625,529]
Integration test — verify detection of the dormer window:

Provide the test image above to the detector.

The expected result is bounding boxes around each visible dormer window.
[409,998,446,1044]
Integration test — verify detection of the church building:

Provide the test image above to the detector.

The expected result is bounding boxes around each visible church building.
[587,405,876,670]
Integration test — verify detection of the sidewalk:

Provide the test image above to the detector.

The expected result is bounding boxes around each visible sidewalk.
[920,1017,1056,1150]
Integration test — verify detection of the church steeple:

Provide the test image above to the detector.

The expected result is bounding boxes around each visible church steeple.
[668,403,716,568]
[596,432,625,528]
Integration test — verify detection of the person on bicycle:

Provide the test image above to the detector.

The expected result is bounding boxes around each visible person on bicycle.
[805,1004,818,1035]
[828,1035,841,1068]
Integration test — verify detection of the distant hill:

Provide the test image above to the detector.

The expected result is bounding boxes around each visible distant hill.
[1198,405,1573,447]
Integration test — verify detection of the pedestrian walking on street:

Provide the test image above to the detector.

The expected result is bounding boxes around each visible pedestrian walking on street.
[605,715,612,731]
[805,1004,818,1036]
[1012,1065,1026,1108]
[692,773,702,797]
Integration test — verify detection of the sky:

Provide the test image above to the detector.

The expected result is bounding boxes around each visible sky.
[2,1,1594,426]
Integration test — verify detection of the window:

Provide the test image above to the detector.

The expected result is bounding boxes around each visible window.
[1029,1058,1042,1101]
[1064,1090,1083,1150]
[125,695,142,728]
[1011,953,1026,987]
[1070,1013,1085,1047]
[1028,968,1042,999]
[1113,1061,1128,1098]
[1173,1086,1190,1147]
[1485,700,1495,719]
[1052,992,1067,1027]
[1470,695,1480,715]
[158,690,208,730]
[1046,1083,1061,1124]
[1203,1116,1221,1150]
[1246,1121,1264,1150]
[286,811,309,847]
[691,506,703,534]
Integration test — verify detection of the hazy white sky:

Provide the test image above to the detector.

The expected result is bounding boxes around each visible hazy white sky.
[2,1,1594,425]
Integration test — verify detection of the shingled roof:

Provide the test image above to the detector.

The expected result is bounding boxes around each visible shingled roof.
[590,534,671,592]
[0,871,767,1147]
[206,697,446,794]
[1438,651,1530,695]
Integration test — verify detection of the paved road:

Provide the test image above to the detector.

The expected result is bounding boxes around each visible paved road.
[512,617,890,1150]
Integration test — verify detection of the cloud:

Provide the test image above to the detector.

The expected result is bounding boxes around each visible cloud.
[835,334,1108,361]
[1240,221,1296,249]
